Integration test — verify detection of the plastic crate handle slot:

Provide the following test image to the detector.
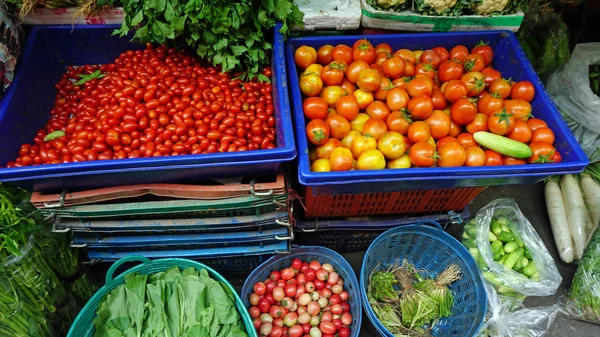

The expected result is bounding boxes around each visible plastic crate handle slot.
[250,180,274,197]
[276,228,294,241]
[70,243,87,248]
[415,220,443,231]
[300,219,319,233]
[105,256,151,284]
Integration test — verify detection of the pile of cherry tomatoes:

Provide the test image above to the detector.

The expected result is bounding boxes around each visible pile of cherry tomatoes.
[247,259,353,337]
[294,39,562,172]
[7,44,276,168]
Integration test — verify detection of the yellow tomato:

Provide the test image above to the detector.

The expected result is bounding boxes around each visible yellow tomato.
[341,130,361,149]
[413,50,424,63]
[321,86,346,107]
[351,134,377,159]
[300,73,323,97]
[295,46,317,70]
[387,154,411,169]
[357,149,386,170]
[350,113,370,133]
[377,131,406,160]
[305,64,323,76]
[311,159,331,172]
[352,89,374,110]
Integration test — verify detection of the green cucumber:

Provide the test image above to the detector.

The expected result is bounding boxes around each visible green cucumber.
[489,232,497,242]
[462,231,471,240]
[490,220,503,236]
[463,239,476,249]
[524,248,532,260]
[504,241,519,254]
[497,232,515,243]
[466,228,477,238]
[498,254,508,264]
[522,262,538,277]
[482,271,502,286]
[491,240,504,255]
[473,132,533,158]
[503,248,524,270]
[493,252,502,261]
[514,236,524,248]
[521,257,529,268]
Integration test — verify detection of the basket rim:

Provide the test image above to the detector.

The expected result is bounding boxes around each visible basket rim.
[360,223,487,337]
[67,257,257,337]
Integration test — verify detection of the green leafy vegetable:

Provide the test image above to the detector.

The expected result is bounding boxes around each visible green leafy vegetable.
[115,0,303,80]
[94,266,248,337]
[74,70,106,86]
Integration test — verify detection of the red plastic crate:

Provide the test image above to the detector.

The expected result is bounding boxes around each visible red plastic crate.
[303,186,485,218]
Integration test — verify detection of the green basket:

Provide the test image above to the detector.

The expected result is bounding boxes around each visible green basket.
[67,256,257,337]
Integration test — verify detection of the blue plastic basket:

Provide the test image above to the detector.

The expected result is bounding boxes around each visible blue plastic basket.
[241,246,362,337]
[360,221,486,337]
[285,31,588,195]
[0,23,295,192]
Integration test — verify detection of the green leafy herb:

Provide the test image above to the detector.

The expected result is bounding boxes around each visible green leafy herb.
[44,130,65,142]
[94,266,248,337]
[74,70,106,86]
[116,0,303,80]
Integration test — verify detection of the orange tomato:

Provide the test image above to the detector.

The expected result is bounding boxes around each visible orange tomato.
[362,118,388,140]
[407,95,434,120]
[366,101,391,120]
[504,156,527,165]
[408,121,431,144]
[461,71,485,97]
[406,77,433,97]
[357,69,382,92]
[387,111,412,135]
[507,120,532,143]
[387,154,412,169]
[420,50,442,68]
[442,80,468,103]
[511,81,535,102]
[529,142,556,163]
[449,45,469,63]
[341,130,361,149]
[395,49,416,64]
[386,87,410,111]
[409,142,436,167]
[332,44,353,65]
[531,127,555,144]
[329,147,353,171]
[431,89,447,110]
[465,113,489,134]
[382,55,405,79]
[326,114,351,139]
[437,141,466,167]
[527,118,548,132]
[489,78,512,99]
[504,99,532,121]
[374,77,395,101]
[426,110,451,140]
[484,150,503,166]
[345,60,370,84]
[317,45,335,65]
[336,95,360,121]
[436,136,459,150]
[488,108,516,135]
[477,93,504,117]
[300,73,323,97]
[449,120,462,138]
[316,138,341,159]
[295,46,317,69]
[340,79,356,95]
[465,147,486,166]
[463,54,485,72]
[457,133,478,149]
[306,119,330,145]
[450,97,477,125]
[321,61,346,86]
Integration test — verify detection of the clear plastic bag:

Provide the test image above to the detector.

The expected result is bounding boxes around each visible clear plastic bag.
[296,0,351,11]
[478,283,559,337]
[547,43,600,163]
[473,199,562,297]
[562,226,600,324]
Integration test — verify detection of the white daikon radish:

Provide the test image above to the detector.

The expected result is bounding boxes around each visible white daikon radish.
[581,174,600,227]
[560,174,591,259]
[545,180,575,263]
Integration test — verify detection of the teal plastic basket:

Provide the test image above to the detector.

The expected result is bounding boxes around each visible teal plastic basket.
[67,256,257,337]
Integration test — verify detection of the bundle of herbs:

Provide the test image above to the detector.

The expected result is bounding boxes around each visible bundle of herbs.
[367,261,462,336]
[116,0,303,80]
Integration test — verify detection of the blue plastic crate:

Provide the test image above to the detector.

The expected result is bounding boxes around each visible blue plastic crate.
[285,31,588,195]
[0,24,295,192]
[87,241,290,261]
[360,221,486,337]
[57,211,290,233]
[241,246,362,337]
[294,208,469,252]
[72,227,291,249]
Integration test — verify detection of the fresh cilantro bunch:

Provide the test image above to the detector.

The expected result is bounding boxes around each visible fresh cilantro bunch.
[116,0,303,79]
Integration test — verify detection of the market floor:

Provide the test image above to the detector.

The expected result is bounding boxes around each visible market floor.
[229,183,600,336]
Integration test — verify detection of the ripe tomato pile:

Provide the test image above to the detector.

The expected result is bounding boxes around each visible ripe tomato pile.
[248,259,353,337]
[294,40,562,172]
[7,44,276,167]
